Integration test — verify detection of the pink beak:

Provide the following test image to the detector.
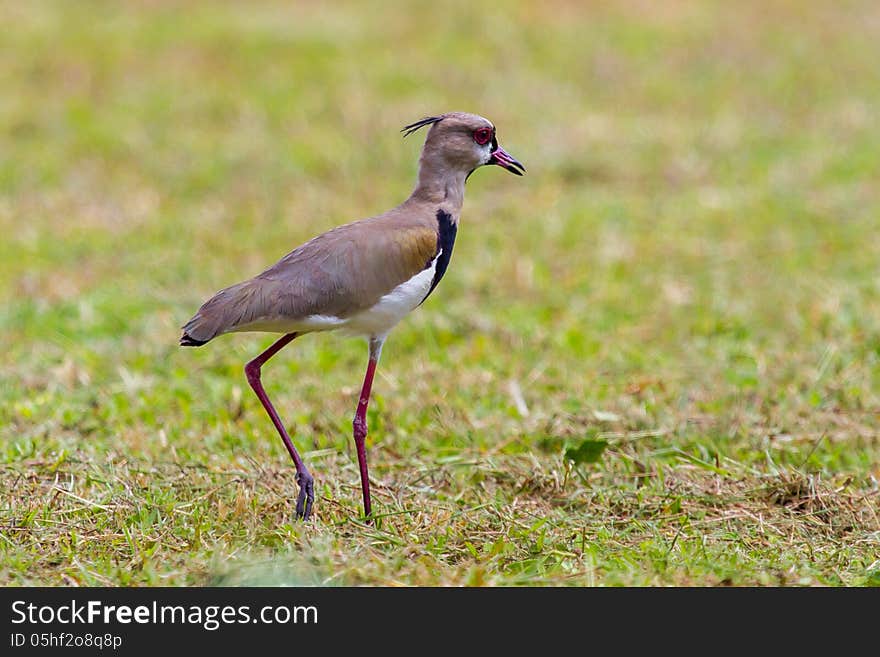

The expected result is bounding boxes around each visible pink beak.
[489,145,525,176]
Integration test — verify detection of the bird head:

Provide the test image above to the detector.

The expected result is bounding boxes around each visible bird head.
[403,112,525,177]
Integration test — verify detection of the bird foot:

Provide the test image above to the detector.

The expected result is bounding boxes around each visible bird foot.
[294,472,314,521]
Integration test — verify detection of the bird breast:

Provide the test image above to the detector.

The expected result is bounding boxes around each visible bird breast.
[337,251,440,338]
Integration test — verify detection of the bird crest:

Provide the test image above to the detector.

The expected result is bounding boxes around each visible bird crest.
[401,115,444,138]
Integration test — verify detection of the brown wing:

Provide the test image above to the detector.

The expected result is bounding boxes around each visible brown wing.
[181,212,439,344]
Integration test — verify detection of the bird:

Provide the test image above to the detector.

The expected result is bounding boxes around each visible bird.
[180,112,524,521]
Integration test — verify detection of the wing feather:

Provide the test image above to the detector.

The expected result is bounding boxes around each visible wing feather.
[180,213,439,344]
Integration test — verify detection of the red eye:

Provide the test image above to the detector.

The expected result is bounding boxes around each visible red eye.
[473,128,492,145]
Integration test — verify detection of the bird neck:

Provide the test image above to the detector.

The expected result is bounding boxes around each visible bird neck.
[409,153,467,214]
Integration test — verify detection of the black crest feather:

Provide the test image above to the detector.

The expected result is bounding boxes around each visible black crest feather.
[401,116,443,138]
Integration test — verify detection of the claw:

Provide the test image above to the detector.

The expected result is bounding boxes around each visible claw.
[294,472,314,521]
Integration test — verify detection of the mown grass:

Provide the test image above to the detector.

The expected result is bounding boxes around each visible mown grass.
[1,0,879,586]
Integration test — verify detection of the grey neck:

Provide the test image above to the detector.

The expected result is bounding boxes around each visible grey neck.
[409,154,467,214]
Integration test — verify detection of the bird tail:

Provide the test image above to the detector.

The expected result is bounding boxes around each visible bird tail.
[179,305,228,346]
[179,279,266,348]
[179,331,208,347]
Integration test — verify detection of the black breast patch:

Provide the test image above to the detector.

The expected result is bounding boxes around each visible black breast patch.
[420,209,457,304]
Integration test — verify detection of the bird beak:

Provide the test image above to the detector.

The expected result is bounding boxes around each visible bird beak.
[489,144,525,176]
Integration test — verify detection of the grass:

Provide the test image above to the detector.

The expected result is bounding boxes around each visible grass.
[1,0,879,586]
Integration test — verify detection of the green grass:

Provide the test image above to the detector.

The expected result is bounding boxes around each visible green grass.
[2,0,879,586]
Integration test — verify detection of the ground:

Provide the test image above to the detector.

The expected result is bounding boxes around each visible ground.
[1,0,879,586]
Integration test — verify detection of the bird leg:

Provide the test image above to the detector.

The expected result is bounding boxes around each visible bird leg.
[353,337,384,520]
[244,332,315,520]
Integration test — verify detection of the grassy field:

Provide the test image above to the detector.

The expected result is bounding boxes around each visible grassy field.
[1,0,879,586]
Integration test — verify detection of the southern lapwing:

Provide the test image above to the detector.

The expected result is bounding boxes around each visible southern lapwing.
[180,112,524,520]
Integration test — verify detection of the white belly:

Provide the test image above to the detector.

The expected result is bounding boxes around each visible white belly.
[340,255,437,338]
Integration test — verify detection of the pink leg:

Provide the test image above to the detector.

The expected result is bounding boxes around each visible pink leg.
[244,333,315,520]
[353,337,384,519]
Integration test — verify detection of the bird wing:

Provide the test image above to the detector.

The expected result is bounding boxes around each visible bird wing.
[181,213,439,343]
